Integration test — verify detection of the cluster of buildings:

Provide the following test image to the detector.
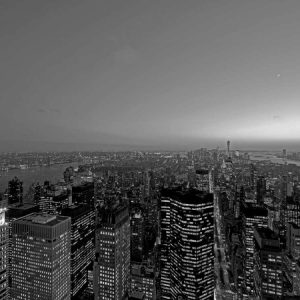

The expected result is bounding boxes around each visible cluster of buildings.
[0,145,299,299]
[217,146,300,299]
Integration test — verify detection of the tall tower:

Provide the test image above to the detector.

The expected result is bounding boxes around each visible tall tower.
[160,188,214,300]
[10,213,71,300]
[94,204,130,300]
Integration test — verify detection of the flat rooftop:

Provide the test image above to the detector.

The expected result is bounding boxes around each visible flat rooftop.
[19,213,70,227]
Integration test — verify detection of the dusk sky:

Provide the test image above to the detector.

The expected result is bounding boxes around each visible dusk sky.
[1,1,300,151]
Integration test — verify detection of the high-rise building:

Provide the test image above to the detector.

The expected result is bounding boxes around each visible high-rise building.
[242,204,268,295]
[131,210,144,263]
[160,188,214,300]
[61,204,95,298]
[159,196,171,300]
[253,227,283,299]
[6,203,40,298]
[72,182,94,206]
[0,208,8,300]
[94,204,130,300]
[10,213,71,300]
[257,176,266,205]
[7,177,23,205]
[195,169,212,193]
[284,222,300,296]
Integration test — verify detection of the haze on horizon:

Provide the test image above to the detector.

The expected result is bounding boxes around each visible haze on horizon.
[1,1,300,152]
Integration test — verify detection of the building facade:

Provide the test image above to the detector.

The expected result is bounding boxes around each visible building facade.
[94,205,130,300]
[10,213,71,300]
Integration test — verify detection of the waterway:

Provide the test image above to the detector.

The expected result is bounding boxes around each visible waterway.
[249,153,300,167]
[0,162,78,193]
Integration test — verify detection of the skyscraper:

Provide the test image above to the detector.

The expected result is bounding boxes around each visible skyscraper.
[131,210,144,263]
[7,177,23,205]
[61,204,95,298]
[5,203,39,298]
[94,204,130,300]
[10,213,71,300]
[195,169,212,193]
[160,188,214,300]
[242,204,268,295]
[159,196,171,300]
[253,227,283,299]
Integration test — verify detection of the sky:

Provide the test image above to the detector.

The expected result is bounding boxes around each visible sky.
[1,0,300,151]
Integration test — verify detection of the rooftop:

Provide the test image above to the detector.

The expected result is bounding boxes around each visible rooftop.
[19,213,70,227]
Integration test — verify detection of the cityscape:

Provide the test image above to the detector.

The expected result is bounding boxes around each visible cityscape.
[1,1,300,299]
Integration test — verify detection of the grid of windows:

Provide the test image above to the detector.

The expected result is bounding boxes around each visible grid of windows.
[10,214,71,300]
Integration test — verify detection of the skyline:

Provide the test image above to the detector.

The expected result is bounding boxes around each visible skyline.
[2,1,300,151]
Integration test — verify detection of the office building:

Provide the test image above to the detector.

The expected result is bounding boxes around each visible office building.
[6,203,40,298]
[195,169,212,193]
[160,188,214,300]
[72,182,94,206]
[253,227,283,299]
[94,204,130,300]
[243,204,268,295]
[159,196,171,300]
[7,177,23,205]
[131,210,144,263]
[10,213,71,300]
[62,205,95,298]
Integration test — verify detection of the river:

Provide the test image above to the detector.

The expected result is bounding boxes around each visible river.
[249,153,300,167]
[0,163,78,193]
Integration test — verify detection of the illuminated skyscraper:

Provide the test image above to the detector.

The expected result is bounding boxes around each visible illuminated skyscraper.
[62,204,95,298]
[6,203,39,298]
[160,188,214,300]
[159,196,171,300]
[0,208,8,300]
[94,204,130,300]
[242,204,268,295]
[10,213,71,300]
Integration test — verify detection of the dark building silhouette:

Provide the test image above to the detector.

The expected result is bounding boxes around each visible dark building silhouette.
[7,177,23,205]
[257,176,266,205]
[131,210,144,263]
[72,182,94,206]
